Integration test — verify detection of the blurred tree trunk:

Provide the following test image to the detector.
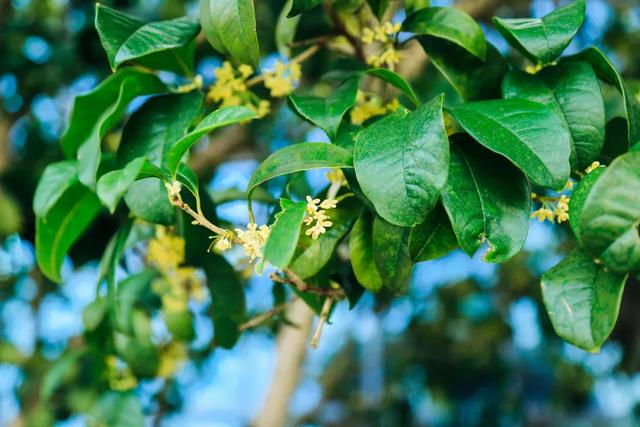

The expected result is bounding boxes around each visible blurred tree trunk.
[252,299,314,427]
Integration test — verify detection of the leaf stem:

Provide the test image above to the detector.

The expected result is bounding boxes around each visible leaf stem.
[270,269,345,298]
[310,297,333,349]
[323,0,365,61]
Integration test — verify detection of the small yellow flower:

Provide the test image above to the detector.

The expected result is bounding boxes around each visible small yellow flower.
[235,223,270,261]
[361,27,375,44]
[214,237,232,252]
[147,227,185,271]
[326,169,347,186]
[351,91,399,125]
[264,60,301,98]
[157,342,188,378]
[303,196,338,239]
[585,161,601,174]
[106,356,138,391]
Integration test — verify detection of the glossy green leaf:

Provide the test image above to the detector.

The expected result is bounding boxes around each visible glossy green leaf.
[502,62,605,170]
[276,0,301,57]
[408,203,458,263]
[247,143,353,197]
[441,140,531,262]
[373,216,412,293]
[290,195,361,279]
[289,77,359,139]
[564,47,640,149]
[448,99,571,189]
[118,93,202,225]
[199,0,260,67]
[350,210,384,292]
[263,199,308,269]
[288,0,322,17]
[580,152,640,272]
[541,248,627,352]
[95,4,199,74]
[403,7,486,60]
[97,157,147,213]
[163,309,195,341]
[167,106,256,176]
[60,68,166,187]
[36,184,103,283]
[417,37,508,101]
[364,68,420,106]
[493,0,585,65]
[354,95,448,227]
[568,166,605,242]
[33,160,78,217]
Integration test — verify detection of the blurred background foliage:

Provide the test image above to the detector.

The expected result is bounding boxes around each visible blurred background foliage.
[2,0,640,426]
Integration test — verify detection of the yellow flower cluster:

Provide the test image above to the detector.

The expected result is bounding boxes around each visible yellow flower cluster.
[105,356,137,391]
[207,61,270,118]
[147,227,207,313]
[351,91,400,125]
[361,22,402,68]
[585,161,601,174]
[530,181,572,224]
[304,196,338,240]
[235,223,271,261]
[157,342,188,378]
[174,75,203,94]
[264,60,302,98]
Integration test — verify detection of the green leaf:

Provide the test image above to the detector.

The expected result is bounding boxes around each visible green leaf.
[163,309,195,341]
[563,47,640,150]
[580,152,640,272]
[405,0,430,14]
[403,7,487,60]
[367,0,390,19]
[176,163,201,202]
[602,117,630,161]
[90,392,144,427]
[83,297,108,331]
[41,351,82,400]
[36,184,103,283]
[95,4,199,74]
[541,248,627,352]
[493,0,585,65]
[115,270,155,335]
[448,99,571,189]
[247,143,354,197]
[118,93,202,225]
[354,94,448,227]
[199,0,260,67]
[263,199,308,269]
[33,160,78,217]
[288,0,322,17]
[203,255,247,348]
[408,203,458,263]
[276,0,301,57]
[167,106,256,176]
[502,63,605,171]
[97,157,147,213]
[416,37,508,101]
[290,195,361,279]
[60,68,166,187]
[568,166,605,242]
[441,140,531,262]
[364,68,420,106]
[373,216,412,293]
[350,210,384,292]
[289,77,360,139]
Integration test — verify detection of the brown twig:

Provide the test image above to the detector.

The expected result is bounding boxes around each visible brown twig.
[323,0,365,61]
[270,269,345,298]
[239,301,294,332]
[169,193,229,237]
